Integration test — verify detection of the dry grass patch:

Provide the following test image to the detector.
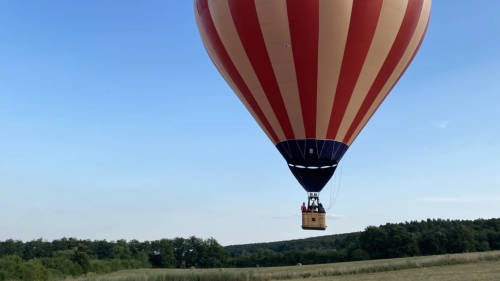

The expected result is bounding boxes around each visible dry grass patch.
[296,261,500,281]
[66,251,500,281]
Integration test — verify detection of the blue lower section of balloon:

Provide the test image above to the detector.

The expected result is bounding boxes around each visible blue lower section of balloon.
[276,139,349,193]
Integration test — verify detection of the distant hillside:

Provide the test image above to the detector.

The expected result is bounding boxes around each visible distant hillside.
[224,232,355,256]
[224,218,500,257]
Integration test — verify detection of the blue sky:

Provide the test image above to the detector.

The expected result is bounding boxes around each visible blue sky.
[1,0,499,246]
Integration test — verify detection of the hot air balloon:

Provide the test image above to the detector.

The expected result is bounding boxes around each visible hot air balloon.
[194,0,431,230]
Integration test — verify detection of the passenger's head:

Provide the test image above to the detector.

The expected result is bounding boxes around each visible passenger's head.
[302,202,305,205]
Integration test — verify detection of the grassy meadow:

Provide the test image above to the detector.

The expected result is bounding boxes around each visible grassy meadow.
[298,262,500,281]
[67,251,500,281]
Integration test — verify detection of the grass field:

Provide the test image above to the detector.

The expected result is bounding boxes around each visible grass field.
[297,262,500,280]
[70,251,500,281]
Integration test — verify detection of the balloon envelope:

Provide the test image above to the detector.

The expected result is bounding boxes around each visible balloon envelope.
[194,0,431,193]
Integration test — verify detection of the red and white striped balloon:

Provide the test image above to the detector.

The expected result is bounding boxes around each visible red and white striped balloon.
[195,0,430,146]
[194,0,431,193]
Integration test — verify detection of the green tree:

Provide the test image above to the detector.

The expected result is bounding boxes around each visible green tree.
[386,225,419,258]
[127,239,142,256]
[157,239,175,268]
[135,252,152,268]
[113,239,133,260]
[0,239,24,257]
[487,232,500,250]
[350,249,370,261]
[170,237,187,267]
[419,231,448,255]
[474,230,491,252]
[185,236,207,267]
[41,256,84,276]
[447,225,475,253]
[359,226,388,259]
[71,245,90,274]
[94,240,113,260]
[205,237,229,267]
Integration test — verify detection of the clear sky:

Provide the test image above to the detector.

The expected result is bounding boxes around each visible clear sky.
[1,1,499,246]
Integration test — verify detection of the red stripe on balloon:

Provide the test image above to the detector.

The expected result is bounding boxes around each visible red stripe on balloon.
[343,0,425,143]
[349,16,430,142]
[325,0,384,139]
[287,0,320,139]
[196,0,279,143]
[228,0,295,140]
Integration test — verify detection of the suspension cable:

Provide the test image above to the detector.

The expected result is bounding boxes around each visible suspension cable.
[331,160,344,207]
[327,160,344,211]
[327,171,337,209]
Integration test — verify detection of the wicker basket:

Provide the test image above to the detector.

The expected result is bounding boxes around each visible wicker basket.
[301,212,326,230]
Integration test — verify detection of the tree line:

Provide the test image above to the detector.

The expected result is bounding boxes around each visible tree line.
[224,233,351,256]
[1,218,499,280]
[0,236,229,281]
[229,218,500,267]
